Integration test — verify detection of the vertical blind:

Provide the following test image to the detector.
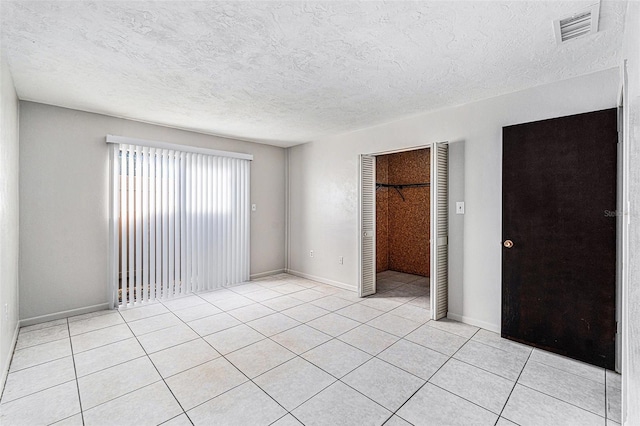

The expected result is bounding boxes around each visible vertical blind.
[107,136,251,307]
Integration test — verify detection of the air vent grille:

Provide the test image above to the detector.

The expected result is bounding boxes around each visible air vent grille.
[554,4,600,44]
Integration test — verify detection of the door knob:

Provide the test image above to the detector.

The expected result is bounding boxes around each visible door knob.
[503,240,514,249]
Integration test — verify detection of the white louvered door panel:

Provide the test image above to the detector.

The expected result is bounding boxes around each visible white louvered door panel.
[431,143,449,320]
[359,155,376,297]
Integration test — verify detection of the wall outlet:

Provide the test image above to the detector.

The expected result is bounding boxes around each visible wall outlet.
[456,201,465,214]
[339,256,343,264]
[310,250,314,258]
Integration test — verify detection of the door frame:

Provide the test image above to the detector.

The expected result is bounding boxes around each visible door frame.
[358,142,448,321]
[617,62,629,376]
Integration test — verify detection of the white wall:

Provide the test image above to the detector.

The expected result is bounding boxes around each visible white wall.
[288,68,619,332]
[19,102,286,322]
[0,56,20,387]
[622,2,640,424]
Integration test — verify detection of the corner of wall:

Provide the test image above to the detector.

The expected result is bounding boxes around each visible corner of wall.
[0,55,21,393]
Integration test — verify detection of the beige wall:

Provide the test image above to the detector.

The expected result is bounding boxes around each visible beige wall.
[19,102,286,321]
[0,56,20,387]
[288,68,619,332]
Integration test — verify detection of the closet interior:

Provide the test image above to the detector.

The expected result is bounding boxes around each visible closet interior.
[376,148,430,291]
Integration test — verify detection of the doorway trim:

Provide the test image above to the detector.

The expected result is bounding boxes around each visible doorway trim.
[358,142,449,321]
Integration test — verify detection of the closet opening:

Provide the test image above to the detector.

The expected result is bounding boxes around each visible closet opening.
[359,142,448,320]
[375,148,431,310]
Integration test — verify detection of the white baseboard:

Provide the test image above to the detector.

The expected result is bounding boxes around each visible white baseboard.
[250,269,285,280]
[285,269,357,292]
[20,303,111,328]
[447,312,500,333]
[1,321,20,398]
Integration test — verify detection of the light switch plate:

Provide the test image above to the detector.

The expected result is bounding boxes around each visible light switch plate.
[456,202,465,214]
[251,204,257,212]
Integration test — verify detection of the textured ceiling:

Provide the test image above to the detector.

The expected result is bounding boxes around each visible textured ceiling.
[0,1,627,147]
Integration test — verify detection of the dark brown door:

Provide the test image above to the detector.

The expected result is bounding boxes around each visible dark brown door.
[502,108,617,369]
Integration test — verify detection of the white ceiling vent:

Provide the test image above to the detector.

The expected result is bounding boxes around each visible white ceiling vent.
[553,4,600,44]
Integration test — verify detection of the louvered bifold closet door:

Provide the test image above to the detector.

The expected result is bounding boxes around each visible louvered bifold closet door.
[108,137,251,308]
[431,143,449,319]
[359,155,376,297]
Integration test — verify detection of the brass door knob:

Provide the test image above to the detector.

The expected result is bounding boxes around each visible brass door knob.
[504,240,514,249]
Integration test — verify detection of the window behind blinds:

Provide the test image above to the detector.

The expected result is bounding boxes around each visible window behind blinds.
[108,138,251,307]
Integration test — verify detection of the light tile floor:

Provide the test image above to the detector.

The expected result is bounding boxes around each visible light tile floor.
[0,272,621,426]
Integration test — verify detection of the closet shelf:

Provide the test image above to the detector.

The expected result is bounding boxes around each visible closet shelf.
[375,182,430,202]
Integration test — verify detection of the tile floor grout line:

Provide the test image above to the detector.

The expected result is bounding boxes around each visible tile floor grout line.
[0,377,79,407]
[17,320,68,335]
[335,362,420,414]
[449,356,523,384]
[75,353,149,380]
[266,412,291,426]
[370,346,436,382]
[72,333,141,356]
[158,413,189,425]
[460,338,531,357]
[605,370,609,422]
[387,329,476,423]
[447,328,530,383]
[274,302,430,423]
[116,307,195,426]
[402,334,465,359]
[468,334,533,356]
[156,297,294,422]
[380,327,482,424]
[524,357,608,386]
[6,350,71,375]
[514,382,608,420]
[12,334,71,352]
[495,347,532,425]
[428,381,505,418]
[66,318,86,426]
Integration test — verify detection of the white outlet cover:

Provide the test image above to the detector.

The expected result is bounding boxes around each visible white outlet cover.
[456,202,465,214]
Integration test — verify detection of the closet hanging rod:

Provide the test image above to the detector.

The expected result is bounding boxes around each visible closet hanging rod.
[375,183,430,189]
[375,182,430,202]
